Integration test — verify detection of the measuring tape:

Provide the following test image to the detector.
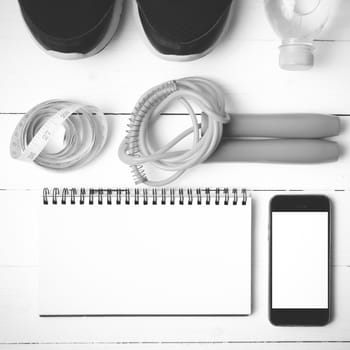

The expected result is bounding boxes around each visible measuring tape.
[10,100,108,169]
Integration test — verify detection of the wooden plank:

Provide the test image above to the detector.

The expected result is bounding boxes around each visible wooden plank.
[2,0,350,43]
[0,190,348,343]
[0,114,348,190]
[2,41,350,114]
[0,266,349,343]
[0,343,349,350]
[1,1,350,112]
[1,0,350,346]
[1,190,349,267]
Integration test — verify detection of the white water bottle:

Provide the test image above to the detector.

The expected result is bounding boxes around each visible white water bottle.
[264,0,332,70]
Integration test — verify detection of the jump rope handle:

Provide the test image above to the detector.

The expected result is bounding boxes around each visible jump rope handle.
[208,139,340,163]
[204,113,341,163]
[221,113,341,139]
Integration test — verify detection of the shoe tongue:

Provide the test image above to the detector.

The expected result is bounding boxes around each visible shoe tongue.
[137,0,232,42]
[20,0,115,38]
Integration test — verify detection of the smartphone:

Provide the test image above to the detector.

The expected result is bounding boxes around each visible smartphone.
[269,195,331,326]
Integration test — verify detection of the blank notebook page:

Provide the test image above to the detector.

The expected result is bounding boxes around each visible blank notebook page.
[39,190,252,316]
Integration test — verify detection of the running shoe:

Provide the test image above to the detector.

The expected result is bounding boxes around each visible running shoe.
[18,0,124,59]
[136,0,234,61]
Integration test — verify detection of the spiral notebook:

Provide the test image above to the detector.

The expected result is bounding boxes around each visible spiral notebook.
[39,188,252,316]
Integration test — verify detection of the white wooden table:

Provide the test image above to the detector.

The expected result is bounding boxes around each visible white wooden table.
[0,0,350,349]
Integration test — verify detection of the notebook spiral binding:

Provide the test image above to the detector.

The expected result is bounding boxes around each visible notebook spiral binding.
[43,188,248,206]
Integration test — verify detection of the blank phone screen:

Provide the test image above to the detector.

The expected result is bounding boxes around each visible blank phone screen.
[272,212,329,309]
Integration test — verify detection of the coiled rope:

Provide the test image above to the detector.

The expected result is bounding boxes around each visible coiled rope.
[10,100,108,169]
[118,77,230,186]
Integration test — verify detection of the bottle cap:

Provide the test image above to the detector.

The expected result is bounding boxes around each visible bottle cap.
[279,44,314,71]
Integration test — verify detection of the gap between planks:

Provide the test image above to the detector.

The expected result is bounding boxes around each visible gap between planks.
[1,340,350,345]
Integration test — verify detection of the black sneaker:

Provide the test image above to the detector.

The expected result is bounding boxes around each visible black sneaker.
[18,0,124,59]
[136,0,234,61]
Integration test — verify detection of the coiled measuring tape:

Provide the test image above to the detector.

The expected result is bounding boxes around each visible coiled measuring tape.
[10,100,108,169]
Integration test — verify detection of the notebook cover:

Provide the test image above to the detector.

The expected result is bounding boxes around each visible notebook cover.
[39,190,252,316]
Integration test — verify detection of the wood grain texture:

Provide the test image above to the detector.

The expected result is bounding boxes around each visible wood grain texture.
[0,114,348,190]
[0,191,349,345]
[0,191,349,267]
[1,0,350,113]
[0,344,350,350]
[1,0,350,348]
[0,265,349,343]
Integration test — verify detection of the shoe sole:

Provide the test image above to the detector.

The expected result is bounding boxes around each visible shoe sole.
[134,0,235,62]
[24,0,124,60]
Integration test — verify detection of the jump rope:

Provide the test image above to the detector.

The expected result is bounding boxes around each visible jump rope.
[10,78,341,186]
